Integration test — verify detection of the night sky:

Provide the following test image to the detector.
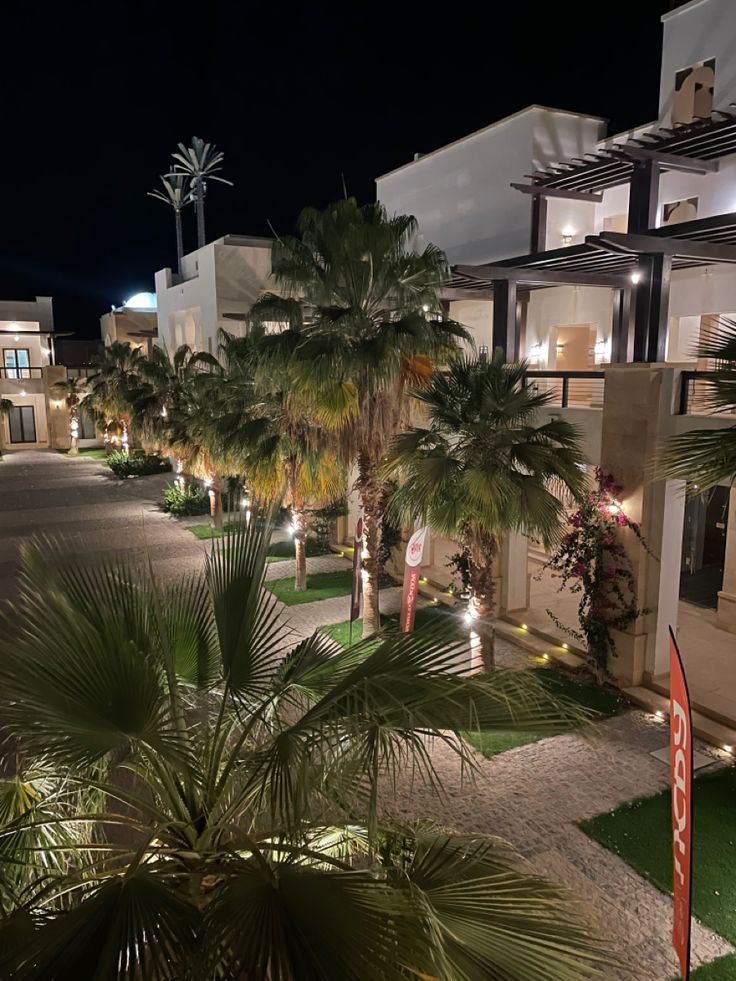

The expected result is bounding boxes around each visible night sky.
[2,1,673,339]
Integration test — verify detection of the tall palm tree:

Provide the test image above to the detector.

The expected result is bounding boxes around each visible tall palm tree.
[168,137,233,249]
[52,377,87,455]
[254,199,469,635]
[0,519,608,979]
[86,342,145,453]
[386,352,587,669]
[217,328,345,591]
[656,319,736,489]
[148,175,195,274]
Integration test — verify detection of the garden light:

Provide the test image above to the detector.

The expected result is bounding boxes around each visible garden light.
[724,745,733,754]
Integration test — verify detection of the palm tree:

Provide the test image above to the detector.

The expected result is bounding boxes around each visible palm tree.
[0,519,609,979]
[168,137,233,249]
[130,343,220,479]
[52,377,86,455]
[86,342,145,453]
[217,328,345,591]
[148,175,195,274]
[254,199,469,635]
[386,352,587,669]
[656,319,736,489]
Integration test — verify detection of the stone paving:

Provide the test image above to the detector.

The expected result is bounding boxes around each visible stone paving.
[1,449,733,978]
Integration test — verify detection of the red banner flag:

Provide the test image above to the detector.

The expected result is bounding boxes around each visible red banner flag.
[399,527,428,632]
[670,626,693,981]
[349,516,363,633]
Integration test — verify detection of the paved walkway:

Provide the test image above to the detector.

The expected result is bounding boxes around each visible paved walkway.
[1,449,732,978]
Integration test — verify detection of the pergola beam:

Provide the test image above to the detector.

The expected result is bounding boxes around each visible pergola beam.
[610,145,719,174]
[587,231,736,263]
[453,263,628,289]
[510,182,603,203]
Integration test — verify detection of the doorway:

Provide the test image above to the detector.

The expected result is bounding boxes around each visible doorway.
[680,486,729,608]
[8,404,37,443]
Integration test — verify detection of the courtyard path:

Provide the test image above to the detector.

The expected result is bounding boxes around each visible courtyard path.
[0,449,731,978]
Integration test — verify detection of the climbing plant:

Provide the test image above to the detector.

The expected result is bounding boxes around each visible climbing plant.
[542,469,652,683]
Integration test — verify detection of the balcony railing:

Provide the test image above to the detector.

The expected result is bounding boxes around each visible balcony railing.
[66,365,97,378]
[0,366,43,379]
[678,370,736,416]
[523,370,605,409]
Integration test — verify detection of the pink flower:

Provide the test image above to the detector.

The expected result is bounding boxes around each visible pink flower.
[572,562,586,577]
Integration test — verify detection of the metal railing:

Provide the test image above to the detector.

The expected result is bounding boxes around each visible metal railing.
[678,370,736,416]
[0,366,43,379]
[523,370,605,409]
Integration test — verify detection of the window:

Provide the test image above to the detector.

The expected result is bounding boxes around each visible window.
[673,58,715,125]
[662,197,698,226]
[8,404,36,443]
[78,408,97,440]
[3,348,30,379]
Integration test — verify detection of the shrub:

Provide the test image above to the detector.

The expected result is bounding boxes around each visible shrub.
[106,450,171,479]
[308,499,348,551]
[162,482,210,516]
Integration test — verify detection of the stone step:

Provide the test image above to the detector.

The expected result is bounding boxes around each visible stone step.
[623,685,736,755]
[648,674,736,731]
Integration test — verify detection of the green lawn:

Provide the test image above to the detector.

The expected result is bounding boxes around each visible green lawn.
[692,956,736,979]
[56,447,108,459]
[581,766,736,967]
[320,603,465,648]
[186,525,328,558]
[463,667,628,759]
[266,569,393,607]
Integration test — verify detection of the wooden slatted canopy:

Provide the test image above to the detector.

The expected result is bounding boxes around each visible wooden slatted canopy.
[514,107,736,197]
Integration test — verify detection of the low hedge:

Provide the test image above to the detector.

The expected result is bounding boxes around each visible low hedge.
[106,450,171,479]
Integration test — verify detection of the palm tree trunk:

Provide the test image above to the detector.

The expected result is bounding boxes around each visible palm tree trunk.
[356,451,382,637]
[195,182,206,248]
[293,508,308,592]
[174,209,184,274]
[466,530,498,671]
[209,476,223,530]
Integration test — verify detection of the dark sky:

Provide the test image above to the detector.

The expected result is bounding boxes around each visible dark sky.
[2,0,672,339]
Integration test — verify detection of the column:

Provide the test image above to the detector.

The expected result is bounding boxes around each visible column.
[492,279,517,360]
[599,363,686,685]
[717,487,736,634]
[627,158,659,234]
[633,253,672,363]
[499,532,529,614]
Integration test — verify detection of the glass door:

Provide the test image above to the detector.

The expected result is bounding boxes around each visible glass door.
[8,404,37,443]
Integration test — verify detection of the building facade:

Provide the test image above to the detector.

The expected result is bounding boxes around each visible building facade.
[0,297,98,452]
[154,235,273,354]
[376,0,736,713]
[100,292,158,354]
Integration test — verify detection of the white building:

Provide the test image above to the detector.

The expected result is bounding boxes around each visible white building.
[154,235,273,354]
[100,292,158,353]
[375,0,736,718]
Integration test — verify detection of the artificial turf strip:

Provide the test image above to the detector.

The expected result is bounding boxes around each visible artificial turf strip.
[186,524,329,560]
[320,605,629,758]
[691,955,736,979]
[463,668,628,759]
[580,767,736,955]
[265,569,393,607]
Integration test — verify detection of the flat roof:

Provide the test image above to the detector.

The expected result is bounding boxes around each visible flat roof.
[375,104,608,182]
[662,0,710,23]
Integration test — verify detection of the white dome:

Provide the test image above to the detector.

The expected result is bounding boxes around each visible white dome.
[123,292,157,310]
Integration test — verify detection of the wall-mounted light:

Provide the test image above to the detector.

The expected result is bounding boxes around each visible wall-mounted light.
[630,270,642,285]
[421,303,430,313]
[13,335,19,342]
[479,344,489,361]
[594,338,611,363]
[561,225,575,246]
[528,342,542,362]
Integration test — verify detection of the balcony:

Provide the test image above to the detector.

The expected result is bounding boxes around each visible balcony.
[523,370,605,408]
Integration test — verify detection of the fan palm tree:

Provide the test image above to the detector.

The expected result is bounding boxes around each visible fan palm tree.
[148,175,195,274]
[130,343,220,478]
[217,328,345,591]
[386,352,587,669]
[0,518,609,979]
[86,342,145,453]
[253,199,469,635]
[168,137,233,249]
[52,377,87,455]
[656,319,736,489]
